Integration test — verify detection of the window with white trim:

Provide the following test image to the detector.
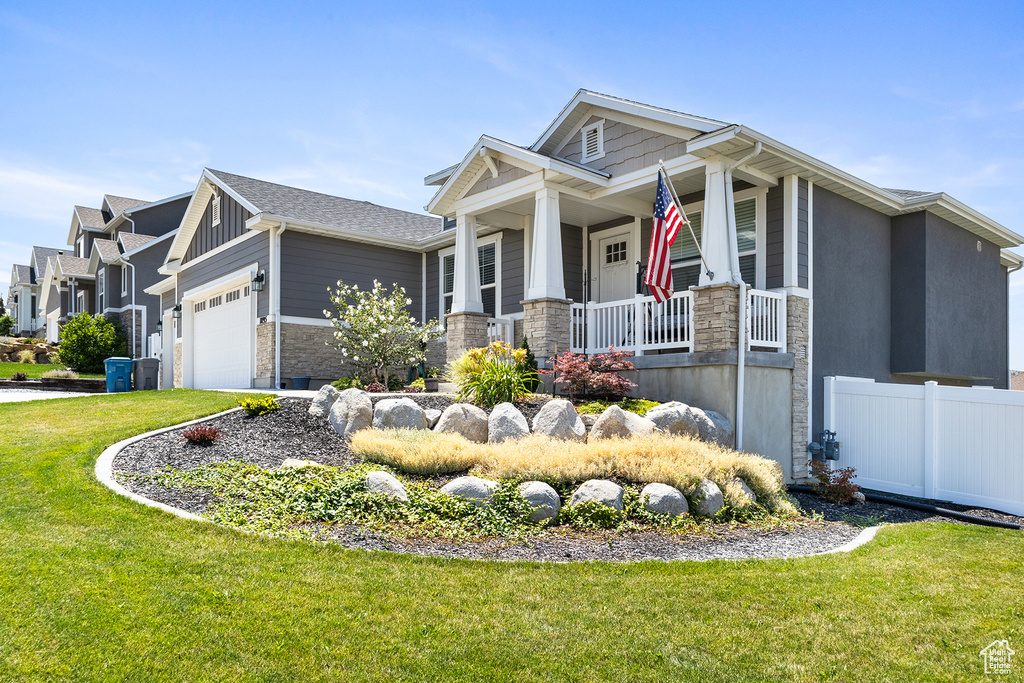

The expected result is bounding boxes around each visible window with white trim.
[77,291,85,315]
[668,197,758,289]
[121,266,128,296]
[76,236,84,258]
[440,241,500,321]
[212,196,222,227]
[580,120,605,163]
[98,270,105,312]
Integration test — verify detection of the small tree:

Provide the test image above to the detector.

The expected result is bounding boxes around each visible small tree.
[54,313,128,373]
[0,294,6,317]
[544,347,638,401]
[0,314,14,337]
[324,279,444,388]
[520,336,540,392]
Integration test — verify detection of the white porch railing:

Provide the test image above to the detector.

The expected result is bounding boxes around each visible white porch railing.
[746,289,787,351]
[570,291,694,355]
[569,288,787,355]
[487,317,513,345]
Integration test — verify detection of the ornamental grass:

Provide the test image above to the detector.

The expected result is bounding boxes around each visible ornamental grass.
[350,428,479,475]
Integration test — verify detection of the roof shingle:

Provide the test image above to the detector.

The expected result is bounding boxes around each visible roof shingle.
[119,233,157,253]
[12,264,31,285]
[56,254,92,277]
[92,239,122,263]
[75,206,106,230]
[104,195,150,216]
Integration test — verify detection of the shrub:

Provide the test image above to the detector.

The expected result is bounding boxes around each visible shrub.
[403,386,423,393]
[446,349,484,384]
[41,369,78,379]
[54,313,128,373]
[577,398,660,417]
[11,372,27,381]
[810,461,859,504]
[427,367,441,378]
[408,377,425,389]
[17,349,36,364]
[545,347,638,400]
[352,429,478,475]
[0,315,14,337]
[452,342,537,407]
[331,376,363,390]
[386,374,405,392]
[238,396,279,417]
[365,381,387,393]
[560,500,624,530]
[520,336,540,392]
[183,424,221,446]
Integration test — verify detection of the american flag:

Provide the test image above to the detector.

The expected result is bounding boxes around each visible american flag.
[645,171,685,302]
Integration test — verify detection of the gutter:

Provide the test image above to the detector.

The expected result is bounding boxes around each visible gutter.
[122,215,138,358]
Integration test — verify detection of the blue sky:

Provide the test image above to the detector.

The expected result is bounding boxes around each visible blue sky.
[1,0,1022,365]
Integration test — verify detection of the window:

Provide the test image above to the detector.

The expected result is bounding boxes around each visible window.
[440,240,500,320]
[212,196,222,227]
[77,292,85,315]
[225,289,241,303]
[208,295,222,308]
[668,197,759,288]
[605,240,627,264]
[121,266,128,296]
[441,253,455,317]
[98,271,105,312]
[580,120,605,162]
[76,236,84,258]
[194,301,206,313]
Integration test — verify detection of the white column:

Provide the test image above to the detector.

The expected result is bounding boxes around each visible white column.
[527,188,565,300]
[782,174,800,287]
[699,158,735,286]
[451,213,483,314]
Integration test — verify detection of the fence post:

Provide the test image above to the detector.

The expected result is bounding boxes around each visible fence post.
[633,297,643,356]
[923,381,937,499]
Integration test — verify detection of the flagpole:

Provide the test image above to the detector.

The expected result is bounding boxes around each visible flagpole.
[658,160,713,280]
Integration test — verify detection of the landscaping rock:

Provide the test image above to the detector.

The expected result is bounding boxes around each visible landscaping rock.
[645,401,700,438]
[329,388,373,438]
[580,414,599,428]
[531,399,585,441]
[307,384,341,419]
[704,409,735,447]
[569,479,624,511]
[851,491,866,504]
[689,478,725,517]
[439,475,498,507]
[588,405,656,441]
[365,471,409,502]
[641,483,689,517]
[425,408,442,429]
[372,398,429,431]
[517,481,561,524]
[434,403,489,443]
[488,402,529,443]
[731,478,757,506]
[280,458,321,468]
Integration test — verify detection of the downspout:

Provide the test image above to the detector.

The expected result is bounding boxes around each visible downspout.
[723,142,762,451]
[272,222,286,389]
[124,214,137,359]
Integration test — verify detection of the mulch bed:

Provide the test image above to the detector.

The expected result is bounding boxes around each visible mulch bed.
[112,396,1016,563]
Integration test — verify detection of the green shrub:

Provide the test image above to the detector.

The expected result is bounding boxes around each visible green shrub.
[560,500,624,530]
[17,349,36,364]
[408,377,425,389]
[520,336,540,392]
[53,313,128,373]
[0,315,14,337]
[331,376,363,390]
[238,396,280,417]
[453,342,537,407]
[577,398,661,416]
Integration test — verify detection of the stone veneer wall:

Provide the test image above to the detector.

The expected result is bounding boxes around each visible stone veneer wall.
[444,312,489,364]
[691,284,740,352]
[786,294,810,482]
[425,338,447,375]
[521,298,571,359]
[114,311,145,359]
[173,341,182,388]
[255,322,275,388]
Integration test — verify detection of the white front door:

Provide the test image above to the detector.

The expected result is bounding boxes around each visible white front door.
[593,229,634,302]
[191,284,252,389]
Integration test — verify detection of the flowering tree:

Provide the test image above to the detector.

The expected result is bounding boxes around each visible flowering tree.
[323,279,443,388]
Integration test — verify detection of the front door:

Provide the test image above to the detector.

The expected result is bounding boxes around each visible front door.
[594,229,633,302]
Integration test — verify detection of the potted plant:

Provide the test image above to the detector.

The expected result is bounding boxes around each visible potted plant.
[424,367,441,393]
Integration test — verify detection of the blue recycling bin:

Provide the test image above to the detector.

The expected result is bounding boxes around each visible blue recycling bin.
[104,357,133,393]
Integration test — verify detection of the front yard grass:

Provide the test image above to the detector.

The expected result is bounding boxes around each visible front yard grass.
[0,390,1021,681]
[0,361,104,379]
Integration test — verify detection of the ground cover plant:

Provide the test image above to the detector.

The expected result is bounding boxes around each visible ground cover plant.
[0,362,103,379]
[2,391,1023,680]
[577,397,661,416]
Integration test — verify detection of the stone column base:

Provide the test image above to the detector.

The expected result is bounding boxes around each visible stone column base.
[787,294,810,481]
[445,311,490,364]
[691,283,740,353]
[521,298,571,360]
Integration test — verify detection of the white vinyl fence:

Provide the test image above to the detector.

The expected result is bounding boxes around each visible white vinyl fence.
[824,376,1024,515]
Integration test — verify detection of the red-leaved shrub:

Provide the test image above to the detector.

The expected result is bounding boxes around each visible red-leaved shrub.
[810,461,859,504]
[183,424,220,446]
[543,347,637,400]
[365,382,388,393]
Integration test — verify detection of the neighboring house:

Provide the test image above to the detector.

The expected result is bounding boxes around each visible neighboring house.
[37,251,94,342]
[7,246,67,337]
[85,192,191,357]
[422,89,1024,482]
[149,169,442,392]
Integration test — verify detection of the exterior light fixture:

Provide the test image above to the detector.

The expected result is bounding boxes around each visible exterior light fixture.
[172,304,182,319]
[252,271,266,292]
[155,320,162,332]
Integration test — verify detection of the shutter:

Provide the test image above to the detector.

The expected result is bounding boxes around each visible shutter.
[442,254,455,294]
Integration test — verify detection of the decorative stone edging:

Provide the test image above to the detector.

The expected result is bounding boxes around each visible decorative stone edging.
[93,406,882,560]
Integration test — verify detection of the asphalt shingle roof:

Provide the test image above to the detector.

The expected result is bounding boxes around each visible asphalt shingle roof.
[884,188,934,199]
[56,254,92,277]
[75,206,106,229]
[12,264,31,284]
[105,195,150,216]
[208,169,442,241]
[119,233,157,252]
[93,239,122,263]
[32,246,65,280]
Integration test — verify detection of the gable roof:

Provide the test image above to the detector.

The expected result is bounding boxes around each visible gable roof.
[11,264,31,286]
[118,232,157,252]
[103,195,150,216]
[165,169,442,264]
[55,254,93,279]
[92,238,122,264]
[31,246,65,280]
[68,206,105,245]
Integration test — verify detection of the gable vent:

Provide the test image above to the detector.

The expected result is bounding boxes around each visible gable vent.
[212,196,222,227]
[581,120,605,162]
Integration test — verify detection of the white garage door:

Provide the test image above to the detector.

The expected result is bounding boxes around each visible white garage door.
[192,284,252,389]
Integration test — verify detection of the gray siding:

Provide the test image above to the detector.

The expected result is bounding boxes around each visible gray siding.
[560,116,689,176]
[177,233,270,318]
[765,183,784,288]
[279,232,421,320]
[132,196,190,237]
[501,228,524,314]
[131,243,172,339]
[96,262,122,311]
[812,186,893,439]
[798,178,809,288]
[183,193,252,263]
[466,161,531,197]
[561,223,584,302]
[425,248,440,321]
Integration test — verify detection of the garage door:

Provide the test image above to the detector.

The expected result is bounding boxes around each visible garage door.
[192,284,252,389]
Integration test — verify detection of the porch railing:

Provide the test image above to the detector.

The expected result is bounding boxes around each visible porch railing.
[487,317,514,345]
[570,291,694,355]
[746,289,786,351]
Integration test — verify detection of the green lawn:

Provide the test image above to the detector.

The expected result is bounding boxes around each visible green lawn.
[0,361,104,379]
[0,391,1021,682]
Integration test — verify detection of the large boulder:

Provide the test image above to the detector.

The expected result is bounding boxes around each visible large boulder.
[688,478,725,517]
[645,401,700,438]
[425,408,442,429]
[517,481,562,524]
[641,483,689,517]
[434,403,489,443]
[703,409,735,448]
[569,479,624,511]
[580,414,599,428]
[365,471,409,502]
[439,476,498,507]
[730,477,757,507]
[308,384,341,418]
[589,405,656,441]
[531,399,586,441]
[329,388,373,438]
[372,398,429,431]
[488,402,529,443]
